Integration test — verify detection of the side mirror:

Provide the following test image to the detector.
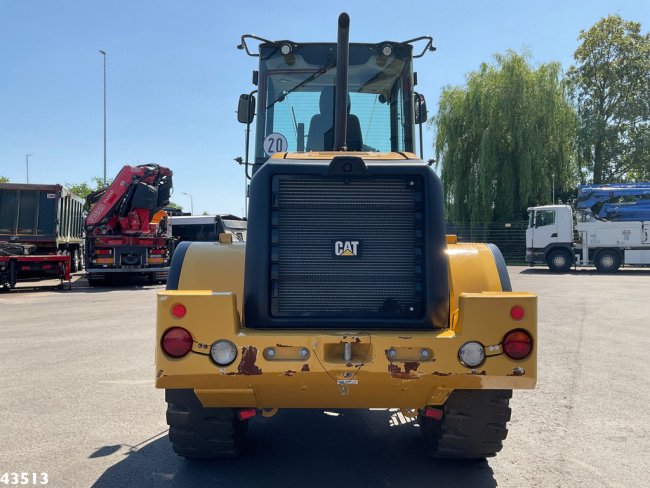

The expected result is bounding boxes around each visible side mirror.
[414,93,428,124]
[237,94,256,124]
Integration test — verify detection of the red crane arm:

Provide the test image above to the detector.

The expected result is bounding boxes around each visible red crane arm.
[85,164,173,235]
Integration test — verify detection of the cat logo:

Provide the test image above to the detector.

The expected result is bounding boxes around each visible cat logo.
[333,240,361,258]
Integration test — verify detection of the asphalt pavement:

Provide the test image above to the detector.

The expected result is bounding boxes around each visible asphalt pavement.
[0,267,648,487]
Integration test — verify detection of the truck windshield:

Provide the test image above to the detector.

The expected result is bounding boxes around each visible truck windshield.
[255,43,414,163]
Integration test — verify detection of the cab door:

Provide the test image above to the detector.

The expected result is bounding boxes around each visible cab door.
[531,209,558,250]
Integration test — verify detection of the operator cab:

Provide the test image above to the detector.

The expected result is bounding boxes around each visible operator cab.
[237,34,432,171]
[237,15,448,331]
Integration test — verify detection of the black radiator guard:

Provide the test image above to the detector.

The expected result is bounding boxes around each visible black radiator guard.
[243,156,449,329]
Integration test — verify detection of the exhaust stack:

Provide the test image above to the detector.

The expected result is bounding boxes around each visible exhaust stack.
[334,12,350,151]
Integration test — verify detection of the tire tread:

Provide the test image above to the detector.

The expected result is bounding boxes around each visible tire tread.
[420,389,512,459]
[165,389,248,459]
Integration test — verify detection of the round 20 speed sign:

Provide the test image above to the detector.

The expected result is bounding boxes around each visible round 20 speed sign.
[263,133,288,156]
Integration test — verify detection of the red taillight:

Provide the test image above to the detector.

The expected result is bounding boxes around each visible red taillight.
[423,407,443,420]
[238,408,257,421]
[151,249,167,255]
[510,305,525,321]
[95,249,112,255]
[161,327,193,358]
[502,329,533,360]
[171,303,187,319]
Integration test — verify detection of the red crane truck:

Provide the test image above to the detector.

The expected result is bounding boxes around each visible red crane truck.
[84,164,175,286]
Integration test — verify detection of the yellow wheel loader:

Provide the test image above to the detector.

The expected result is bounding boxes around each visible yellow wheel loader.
[155,13,537,459]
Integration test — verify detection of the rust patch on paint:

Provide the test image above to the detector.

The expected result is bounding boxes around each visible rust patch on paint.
[461,370,487,376]
[432,371,451,376]
[237,346,262,375]
[404,362,420,373]
[156,369,164,379]
[392,372,420,379]
[388,363,420,379]
[276,343,291,348]
[388,364,401,375]
[301,364,310,372]
[284,370,296,377]
[354,337,361,343]
[398,336,412,340]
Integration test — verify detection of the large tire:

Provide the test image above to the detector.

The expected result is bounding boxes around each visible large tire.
[420,389,512,459]
[594,249,621,273]
[546,248,573,273]
[166,389,249,459]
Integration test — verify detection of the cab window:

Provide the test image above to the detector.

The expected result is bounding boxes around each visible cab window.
[535,210,555,227]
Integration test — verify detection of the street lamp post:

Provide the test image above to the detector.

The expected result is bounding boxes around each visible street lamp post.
[99,49,107,186]
[552,173,555,204]
[25,154,32,183]
[182,192,194,215]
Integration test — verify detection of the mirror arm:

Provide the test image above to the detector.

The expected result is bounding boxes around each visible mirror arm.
[234,157,252,180]
[415,92,424,159]
[237,34,274,57]
[402,36,436,58]
[243,90,257,180]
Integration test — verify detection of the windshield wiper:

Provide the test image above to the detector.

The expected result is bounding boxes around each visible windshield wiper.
[266,59,336,109]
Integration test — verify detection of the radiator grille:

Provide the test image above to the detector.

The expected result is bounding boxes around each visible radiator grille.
[271,176,424,317]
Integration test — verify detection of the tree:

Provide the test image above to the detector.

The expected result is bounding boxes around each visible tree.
[166,201,183,211]
[0,176,9,183]
[434,51,578,223]
[66,181,94,199]
[567,15,650,183]
[66,176,112,199]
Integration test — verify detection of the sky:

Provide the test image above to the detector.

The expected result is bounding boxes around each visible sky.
[1,0,648,215]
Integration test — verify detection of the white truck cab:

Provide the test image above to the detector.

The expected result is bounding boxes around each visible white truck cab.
[526,203,650,273]
[526,205,575,272]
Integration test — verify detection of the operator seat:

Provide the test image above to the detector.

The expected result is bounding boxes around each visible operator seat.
[306,86,363,151]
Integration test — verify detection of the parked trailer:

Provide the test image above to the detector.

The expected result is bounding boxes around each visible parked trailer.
[0,183,85,272]
[169,214,246,243]
[0,252,70,291]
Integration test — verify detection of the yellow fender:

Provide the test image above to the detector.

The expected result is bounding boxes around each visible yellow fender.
[168,241,245,315]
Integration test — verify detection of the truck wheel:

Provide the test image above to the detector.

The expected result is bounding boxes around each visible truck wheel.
[166,389,249,459]
[419,389,512,459]
[595,250,621,273]
[70,250,80,273]
[546,249,573,273]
